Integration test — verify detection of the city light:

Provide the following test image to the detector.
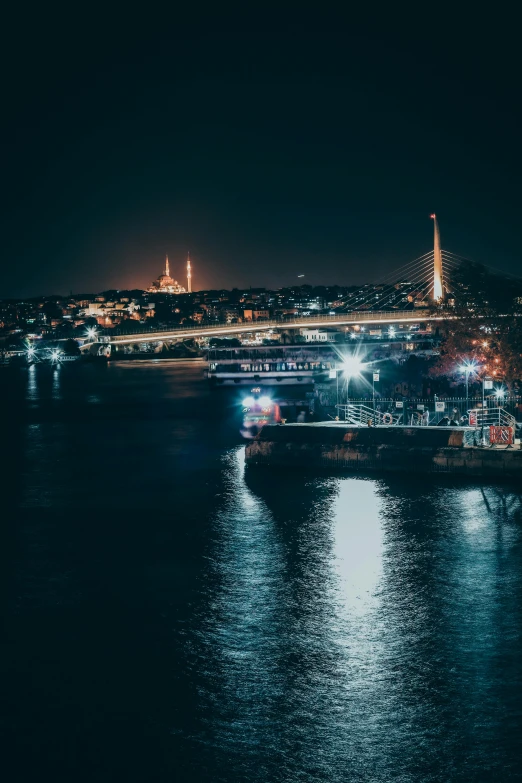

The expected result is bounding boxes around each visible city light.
[341,357,364,377]
[259,396,272,408]
[459,360,478,375]
[50,350,61,362]
[494,386,506,399]
[86,327,97,340]
[27,346,35,357]
[389,327,396,337]
[242,396,255,408]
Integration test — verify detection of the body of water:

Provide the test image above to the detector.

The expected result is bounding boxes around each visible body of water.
[2,361,522,782]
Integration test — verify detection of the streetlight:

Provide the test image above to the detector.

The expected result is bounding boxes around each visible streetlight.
[459,361,478,415]
[482,377,493,445]
[494,386,506,409]
[86,327,97,341]
[341,356,365,413]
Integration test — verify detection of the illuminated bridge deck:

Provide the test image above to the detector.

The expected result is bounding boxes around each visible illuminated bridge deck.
[82,309,444,349]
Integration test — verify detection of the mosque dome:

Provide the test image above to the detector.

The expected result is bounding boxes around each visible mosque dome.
[147,255,187,294]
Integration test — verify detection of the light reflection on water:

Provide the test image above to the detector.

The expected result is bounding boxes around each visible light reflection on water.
[52,365,62,400]
[193,450,522,781]
[26,363,39,402]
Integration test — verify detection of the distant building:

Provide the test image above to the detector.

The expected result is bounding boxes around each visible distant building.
[243,308,270,322]
[299,328,337,343]
[148,256,186,294]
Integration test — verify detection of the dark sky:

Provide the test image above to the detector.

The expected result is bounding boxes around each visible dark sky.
[2,10,521,297]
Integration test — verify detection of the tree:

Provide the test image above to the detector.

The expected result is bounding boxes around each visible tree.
[431,262,522,389]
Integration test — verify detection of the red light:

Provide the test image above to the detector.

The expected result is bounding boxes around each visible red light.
[430,214,436,219]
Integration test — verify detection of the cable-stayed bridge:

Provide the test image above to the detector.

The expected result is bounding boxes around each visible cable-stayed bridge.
[80,217,512,351]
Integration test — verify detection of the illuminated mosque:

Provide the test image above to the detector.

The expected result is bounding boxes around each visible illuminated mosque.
[148,254,192,294]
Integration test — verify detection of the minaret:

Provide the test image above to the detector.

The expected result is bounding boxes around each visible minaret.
[165,255,170,278]
[186,252,192,293]
[430,214,444,301]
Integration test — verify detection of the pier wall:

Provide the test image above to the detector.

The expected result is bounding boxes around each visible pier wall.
[245,425,522,478]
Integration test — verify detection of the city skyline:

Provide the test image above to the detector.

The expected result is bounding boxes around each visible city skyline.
[1,217,518,300]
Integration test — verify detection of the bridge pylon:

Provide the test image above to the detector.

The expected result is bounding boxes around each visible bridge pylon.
[431,214,444,301]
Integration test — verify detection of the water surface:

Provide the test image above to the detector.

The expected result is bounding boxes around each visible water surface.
[1,362,522,782]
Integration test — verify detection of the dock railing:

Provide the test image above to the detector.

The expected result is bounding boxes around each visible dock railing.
[335,404,403,426]
[331,397,520,430]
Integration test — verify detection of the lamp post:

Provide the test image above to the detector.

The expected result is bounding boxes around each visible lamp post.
[459,361,478,422]
[372,370,379,416]
[341,356,365,421]
[482,377,493,445]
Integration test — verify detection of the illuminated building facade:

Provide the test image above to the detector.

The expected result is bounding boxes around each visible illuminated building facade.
[148,255,186,294]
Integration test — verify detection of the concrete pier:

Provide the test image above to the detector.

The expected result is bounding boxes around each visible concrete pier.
[245,424,522,478]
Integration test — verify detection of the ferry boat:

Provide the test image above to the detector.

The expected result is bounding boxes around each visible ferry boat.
[207,344,337,386]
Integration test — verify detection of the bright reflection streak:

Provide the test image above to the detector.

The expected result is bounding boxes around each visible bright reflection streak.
[26,363,39,401]
[331,479,384,615]
[52,364,62,400]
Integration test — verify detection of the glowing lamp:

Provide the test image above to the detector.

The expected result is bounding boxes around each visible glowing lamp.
[341,357,364,377]
[259,396,271,408]
[242,396,255,408]
[459,361,477,374]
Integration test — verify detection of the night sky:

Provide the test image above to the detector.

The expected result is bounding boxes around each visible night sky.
[2,11,521,297]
